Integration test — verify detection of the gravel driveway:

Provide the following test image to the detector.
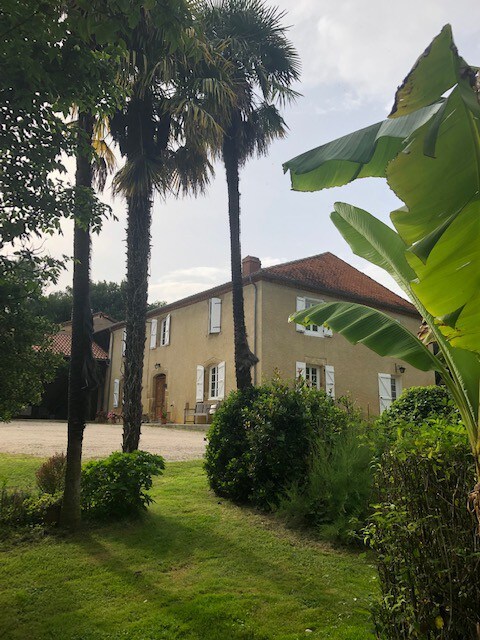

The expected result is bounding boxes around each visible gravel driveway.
[0,420,206,461]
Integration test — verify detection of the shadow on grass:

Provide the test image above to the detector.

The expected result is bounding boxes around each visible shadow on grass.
[74,518,273,640]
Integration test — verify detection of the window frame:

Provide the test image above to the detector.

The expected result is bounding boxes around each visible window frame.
[160,314,170,346]
[209,364,219,400]
[305,365,320,389]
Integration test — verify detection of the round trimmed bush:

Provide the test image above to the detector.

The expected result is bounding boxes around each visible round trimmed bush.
[380,385,457,424]
[205,378,353,510]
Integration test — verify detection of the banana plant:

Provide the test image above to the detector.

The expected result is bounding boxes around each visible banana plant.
[284,25,480,353]
[283,26,480,486]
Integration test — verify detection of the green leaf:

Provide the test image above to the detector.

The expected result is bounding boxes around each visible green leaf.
[283,102,443,192]
[410,199,480,317]
[290,301,439,372]
[389,25,459,118]
[330,202,416,294]
[389,89,480,247]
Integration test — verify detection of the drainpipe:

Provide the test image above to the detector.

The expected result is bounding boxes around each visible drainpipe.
[249,275,258,385]
[105,329,114,411]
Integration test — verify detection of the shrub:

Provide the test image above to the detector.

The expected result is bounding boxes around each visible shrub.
[205,378,354,510]
[0,485,31,527]
[205,387,260,502]
[278,421,374,544]
[36,453,66,494]
[366,419,480,639]
[81,450,165,520]
[371,386,459,457]
[24,492,63,525]
[0,485,62,529]
[377,385,457,427]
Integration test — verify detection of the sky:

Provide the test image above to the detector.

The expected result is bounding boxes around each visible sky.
[43,0,480,304]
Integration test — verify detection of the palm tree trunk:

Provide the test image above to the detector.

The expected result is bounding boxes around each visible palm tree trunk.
[122,189,152,452]
[61,112,96,529]
[223,124,258,391]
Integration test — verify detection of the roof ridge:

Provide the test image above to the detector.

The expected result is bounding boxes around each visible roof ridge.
[109,252,416,330]
[265,252,411,307]
[260,252,331,273]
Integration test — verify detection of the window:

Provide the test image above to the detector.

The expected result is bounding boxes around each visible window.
[149,318,158,349]
[295,296,332,337]
[305,298,322,335]
[306,365,320,389]
[208,361,225,400]
[296,362,335,397]
[160,314,170,346]
[121,329,126,356]
[113,378,120,408]
[209,298,222,333]
[378,374,402,413]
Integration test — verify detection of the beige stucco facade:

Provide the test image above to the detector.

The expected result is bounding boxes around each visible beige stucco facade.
[105,276,434,422]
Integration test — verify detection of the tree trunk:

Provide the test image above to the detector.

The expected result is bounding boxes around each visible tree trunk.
[61,112,96,529]
[223,123,258,391]
[122,189,152,452]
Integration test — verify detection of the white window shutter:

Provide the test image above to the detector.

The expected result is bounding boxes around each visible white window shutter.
[322,324,333,337]
[325,365,335,398]
[296,296,306,333]
[196,365,204,402]
[209,298,222,333]
[164,314,171,345]
[113,379,120,408]
[121,329,126,356]
[296,361,306,379]
[378,373,392,413]
[150,319,157,349]
[217,361,225,399]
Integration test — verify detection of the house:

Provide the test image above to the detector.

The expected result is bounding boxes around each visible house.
[28,312,115,420]
[105,253,434,422]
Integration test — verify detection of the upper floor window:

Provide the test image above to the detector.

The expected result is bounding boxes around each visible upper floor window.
[121,329,126,356]
[160,315,170,346]
[295,296,332,337]
[209,298,222,334]
[149,319,158,349]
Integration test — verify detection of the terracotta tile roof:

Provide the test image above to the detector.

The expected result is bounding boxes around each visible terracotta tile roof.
[108,252,416,330]
[48,331,109,360]
[259,252,416,314]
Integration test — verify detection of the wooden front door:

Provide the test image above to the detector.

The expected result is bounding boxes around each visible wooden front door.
[155,374,166,420]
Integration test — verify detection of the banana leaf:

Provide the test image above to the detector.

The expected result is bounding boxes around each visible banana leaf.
[282,102,443,192]
[290,301,439,372]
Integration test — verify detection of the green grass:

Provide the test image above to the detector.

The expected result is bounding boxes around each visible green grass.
[0,454,377,639]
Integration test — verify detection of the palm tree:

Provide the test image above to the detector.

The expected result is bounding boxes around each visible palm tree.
[111,10,234,452]
[201,0,300,390]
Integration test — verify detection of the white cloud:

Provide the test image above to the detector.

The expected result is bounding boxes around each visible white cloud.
[277,0,479,102]
[259,256,285,267]
[149,265,229,303]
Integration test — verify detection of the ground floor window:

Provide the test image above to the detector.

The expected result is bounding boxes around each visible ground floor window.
[305,365,320,389]
[209,364,219,399]
[296,362,334,397]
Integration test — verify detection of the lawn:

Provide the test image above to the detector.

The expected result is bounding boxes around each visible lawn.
[0,454,376,639]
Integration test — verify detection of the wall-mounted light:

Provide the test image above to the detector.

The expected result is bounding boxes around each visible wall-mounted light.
[395,364,406,374]
[154,363,161,370]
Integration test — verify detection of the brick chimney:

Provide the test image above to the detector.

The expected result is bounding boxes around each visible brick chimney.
[242,255,262,276]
